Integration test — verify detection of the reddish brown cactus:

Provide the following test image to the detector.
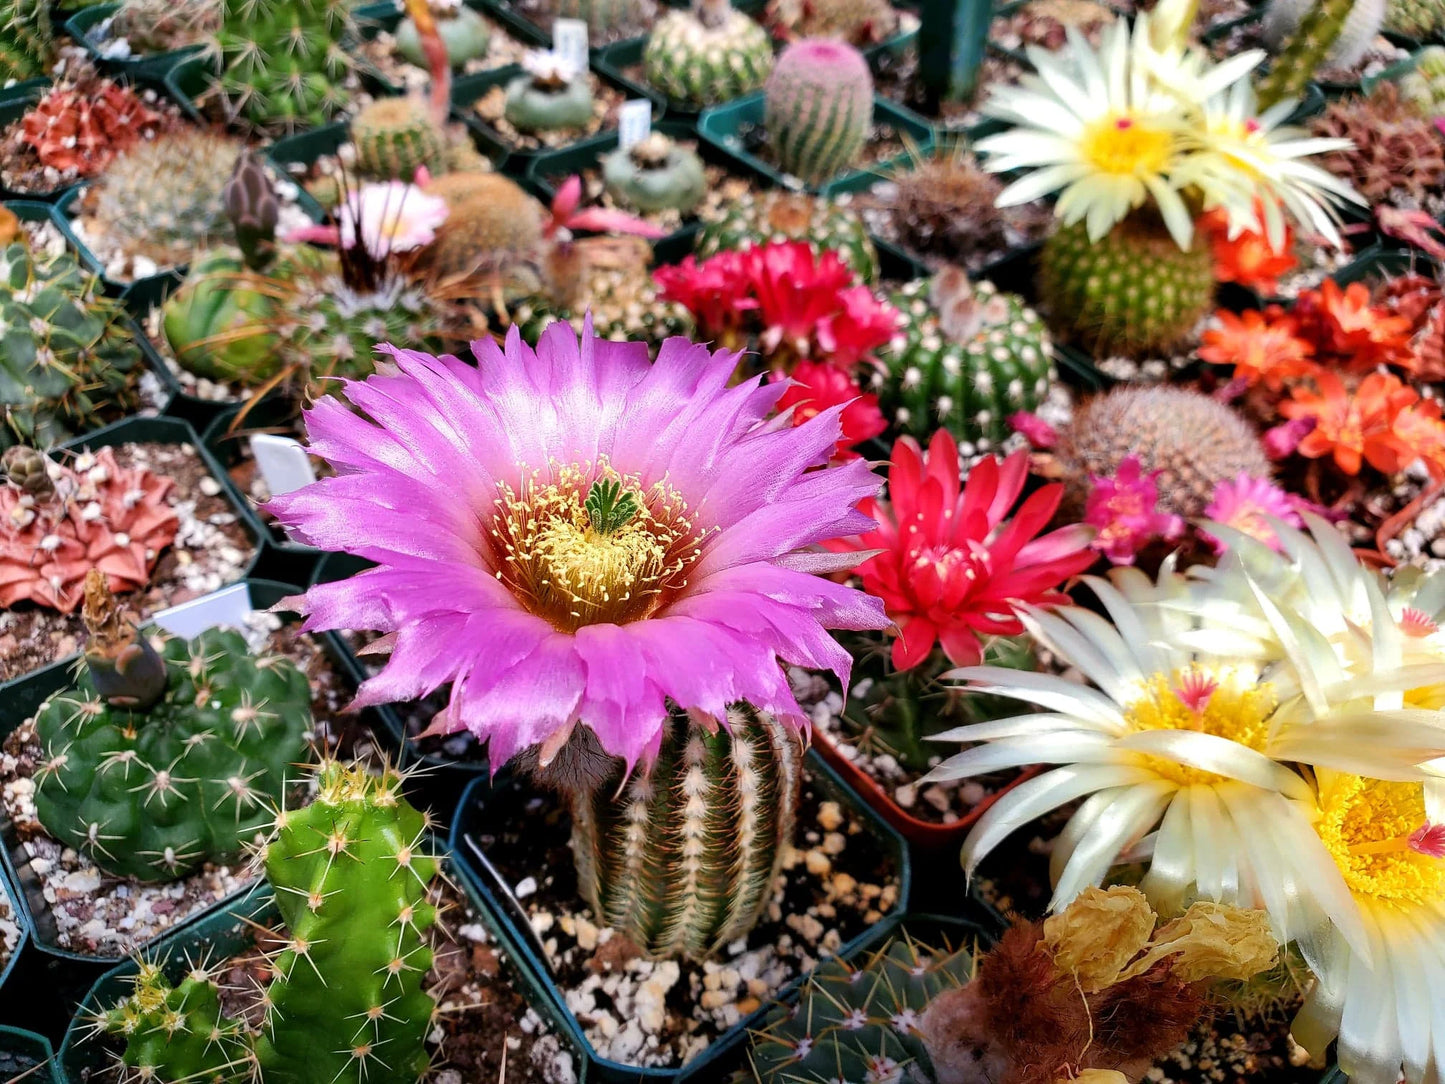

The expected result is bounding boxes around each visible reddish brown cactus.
[20,69,166,177]
[1309,84,1445,204]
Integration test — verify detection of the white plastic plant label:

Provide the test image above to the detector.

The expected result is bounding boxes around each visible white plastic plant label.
[152,582,254,639]
[618,99,652,150]
[553,18,590,73]
[250,433,317,497]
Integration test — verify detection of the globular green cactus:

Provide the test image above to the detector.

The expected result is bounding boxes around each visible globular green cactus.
[253,762,439,1084]
[101,962,253,1084]
[643,0,774,108]
[32,575,312,883]
[568,705,800,961]
[209,0,354,134]
[352,96,449,182]
[0,241,144,451]
[100,761,441,1084]
[87,128,242,269]
[552,0,657,42]
[1386,0,1445,36]
[695,190,878,281]
[1257,0,1386,107]
[748,935,975,1084]
[1038,214,1216,358]
[764,39,873,186]
[505,50,595,131]
[0,0,51,81]
[396,0,492,69]
[1399,45,1445,116]
[877,267,1053,446]
[601,132,707,213]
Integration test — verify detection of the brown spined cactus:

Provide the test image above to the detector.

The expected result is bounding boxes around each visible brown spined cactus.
[0,446,179,613]
[1308,83,1445,204]
[1055,385,1271,521]
[890,146,1009,261]
[417,171,546,288]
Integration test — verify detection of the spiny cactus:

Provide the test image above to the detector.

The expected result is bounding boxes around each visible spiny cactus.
[415,170,546,285]
[209,0,354,135]
[567,705,800,961]
[601,132,707,213]
[890,145,1010,263]
[100,761,440,1084]
[87,127,241,268]
[1399,45,1445,116]
[19,68,167,179]
[552,0,657,42]
[877,268,1053,447]
[111,0,220,54]
[764,38,873,185]
[695,190,877,281]
[1309,83,1445,202]
[1038,213,1216,358]
[1257,0,1386,107]
[395,0,491,69]
[352,96,449,182]
[0,0,51,81]
[32,572,311,882]
[643,0,775,108]
[505,50,595,132]
[1056,384,1272,521]
[0,241,146,451]
[0,449,177,612]
[766,0,900,45]
[1385,0,1445,36]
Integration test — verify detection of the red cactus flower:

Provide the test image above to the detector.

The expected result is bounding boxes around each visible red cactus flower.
[815,284,900,371]
[1293,281,1414,372]
[772,360,886,460]
[1197,308,1317,391]
[824,432,1096,669]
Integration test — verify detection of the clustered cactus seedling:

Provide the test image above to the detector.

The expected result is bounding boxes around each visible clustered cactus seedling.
[208,0,355,134]
[695,190,878,281]
[18,68,167,179]
[505,49,595,132]
[1385,0,1445,35]
[31,571,312,883]
[395,0,492,69]
[643,0,775,108]
[0,0,51,81]
[890,145,1011,263]
[1257,0,1386,106]
[1309,83,1445,203]
[877,268,1054,447]
[101,761,440,1084]
[601,132,708,213]
[1399,45,1445,116]
[352,96,449,182]
[0,242,147,450]
[111,0,220,54]
[85,127,242,269]
[764,38,873,185]
[552,0,657,42]
[747,886,1279,1084]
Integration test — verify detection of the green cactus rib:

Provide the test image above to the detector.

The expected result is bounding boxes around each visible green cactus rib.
[1256,0,1358,108]
[643,5,774,108]
[211,0,354,134]
[571,705,801,961]
[0,0,51,80]
[253,762,439,1084]
[747,935,975,1083]
[352,98,449,182]
[102,963,253,1084]
[32,626,312,883]
[765,56,873,185]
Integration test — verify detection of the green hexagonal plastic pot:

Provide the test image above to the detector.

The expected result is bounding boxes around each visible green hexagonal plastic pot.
[64,4,206,82]
[0,1026,60,1084]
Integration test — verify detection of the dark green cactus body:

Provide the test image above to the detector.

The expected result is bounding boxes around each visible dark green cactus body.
[352,97,449,182]
[103,965,252,1084]
[32,626,312,882]
[695,191,878,282]
[0,242,144,452]
[747,936,974,1083]
[877,272,1053,446]
[1039,215,1215,359]
[211,0,354,134]
[0,0,51,80]
[1256,0,1360,107]
[764,39,874,185]
[918,0,991,105]
[254,763,438,1084]
[571,705,801,961]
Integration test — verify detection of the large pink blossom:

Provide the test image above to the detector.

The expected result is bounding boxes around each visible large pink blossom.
[268,319,889,769]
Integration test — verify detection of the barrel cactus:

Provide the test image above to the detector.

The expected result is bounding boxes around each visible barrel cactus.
[764,38,873,185]
[601,132,707,213]
[395,0,491,69]
[643,0,774,108]
[31,573,312,883]
[351,96,449,181]
[504,49,595,132]
[695,190,877,281]
[877,267,1053,447]
[0,0,51,81]
[1400,45,1445,116]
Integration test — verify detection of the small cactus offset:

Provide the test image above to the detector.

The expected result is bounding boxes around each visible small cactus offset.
[351,96,449,182]
[877,268,1054,447]
[764,39,873,185]
[552,0,657,42]
[31,572,312,882]
[252,761,439,1084]
[1257,0,1386,107]
[0,241,146,450]
[1399,45,1445,116]
[209,0,355,134]
[1386,0,1445,36]
[643,0,774,108]
[695,190,878,281]
[100,962,253,1084]
[0,0,51,81]
[1038,213,1216,358]
[569,705,801,961]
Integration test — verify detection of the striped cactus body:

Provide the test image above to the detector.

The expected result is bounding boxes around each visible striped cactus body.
[644,4,775,108]
[764,38,873,185]
[570,704,801,961]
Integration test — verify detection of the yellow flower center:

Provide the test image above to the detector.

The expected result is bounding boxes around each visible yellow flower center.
[1122,669,1276,787]
[1315,775,1444,908]
[1082,115,1175,177]
[486,461,708,632]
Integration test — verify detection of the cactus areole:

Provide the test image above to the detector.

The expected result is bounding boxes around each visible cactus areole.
[267,319,890,957]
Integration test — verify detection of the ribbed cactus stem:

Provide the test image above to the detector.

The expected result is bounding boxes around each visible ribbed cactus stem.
[570,706,801,961]
[764,39,874,185]
[102,963,252,1083]
[918,0,992,105]
[1257,0,1361,108]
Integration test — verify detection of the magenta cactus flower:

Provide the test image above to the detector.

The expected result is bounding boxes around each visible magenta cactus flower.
[269,319,890,771]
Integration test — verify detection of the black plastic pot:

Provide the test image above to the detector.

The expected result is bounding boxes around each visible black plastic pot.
[0,1025,60,1084]
[0,84,86,203]
[64,3,206,81]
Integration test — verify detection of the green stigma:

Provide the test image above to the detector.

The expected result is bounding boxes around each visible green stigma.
[585,478,641,534]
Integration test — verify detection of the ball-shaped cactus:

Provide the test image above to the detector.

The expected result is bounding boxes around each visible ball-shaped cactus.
[504,51,595,132]
[764,38,873,185]
[395,0,492,69]
[601,132,708,213]
[351,96,449,181]
[643,0,775,107]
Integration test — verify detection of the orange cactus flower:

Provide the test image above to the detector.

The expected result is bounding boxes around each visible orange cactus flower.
[1201,206,1298,295]
[1281,371,1419,476]
[1314,280,1415,371]
[1197,308,1318,390]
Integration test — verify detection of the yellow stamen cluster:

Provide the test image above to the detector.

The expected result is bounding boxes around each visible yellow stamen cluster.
[1081,115,1175,176]
[1122,669,1276,787]
[487,459,708,631]
[1316,775,1444,908]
